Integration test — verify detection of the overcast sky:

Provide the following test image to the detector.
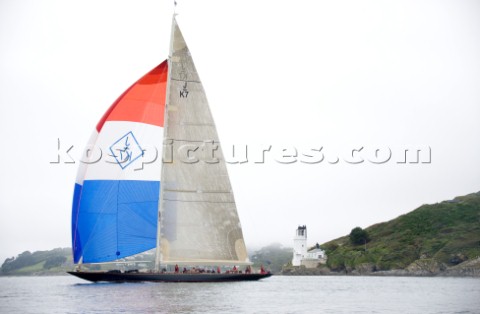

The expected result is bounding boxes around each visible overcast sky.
[1,0,479,263]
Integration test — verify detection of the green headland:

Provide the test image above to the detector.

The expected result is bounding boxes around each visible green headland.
[284,191,480,276]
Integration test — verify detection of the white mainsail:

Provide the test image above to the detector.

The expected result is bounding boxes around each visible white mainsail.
[155,18,249,268]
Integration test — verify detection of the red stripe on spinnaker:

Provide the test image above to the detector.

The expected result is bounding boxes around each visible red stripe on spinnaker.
[96,60,168,132]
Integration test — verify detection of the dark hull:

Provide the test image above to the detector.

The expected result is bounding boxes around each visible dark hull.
[68,271,272,283]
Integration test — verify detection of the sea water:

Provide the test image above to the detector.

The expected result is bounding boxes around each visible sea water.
[0,275,479,313]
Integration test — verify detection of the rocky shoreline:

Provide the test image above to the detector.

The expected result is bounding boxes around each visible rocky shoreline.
[281,257,480,277]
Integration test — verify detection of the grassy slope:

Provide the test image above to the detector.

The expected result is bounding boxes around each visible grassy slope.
[1,249,73,276]
[11,261,46,274]
[321,192,480,271]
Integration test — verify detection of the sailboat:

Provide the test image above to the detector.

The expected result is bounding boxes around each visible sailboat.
[67,16,271,282]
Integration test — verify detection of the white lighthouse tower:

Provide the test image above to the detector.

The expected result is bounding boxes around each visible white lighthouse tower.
[292,225,307,266]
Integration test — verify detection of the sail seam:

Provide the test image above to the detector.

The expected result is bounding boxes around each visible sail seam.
[164,189,232,193]
[178,123,216,126]
[170,78,201,83]
[166,139,220,143]
[163,199,235,204]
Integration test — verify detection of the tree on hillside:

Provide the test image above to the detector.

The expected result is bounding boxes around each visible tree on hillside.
[1,251,35,273]
[349,227,370,245]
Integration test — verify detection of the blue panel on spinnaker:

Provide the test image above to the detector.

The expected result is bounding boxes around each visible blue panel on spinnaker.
[72,183,83,263]
[72,180,159,263]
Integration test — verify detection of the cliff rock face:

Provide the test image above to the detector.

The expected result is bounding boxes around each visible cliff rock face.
[406,259,447,275]
[442,257,480,277]
[352,263,376,274]
[282,265,333,276]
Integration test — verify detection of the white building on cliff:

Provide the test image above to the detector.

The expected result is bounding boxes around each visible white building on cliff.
[292,225,326,268]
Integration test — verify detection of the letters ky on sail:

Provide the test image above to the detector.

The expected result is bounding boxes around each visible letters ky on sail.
[72,61,168,263]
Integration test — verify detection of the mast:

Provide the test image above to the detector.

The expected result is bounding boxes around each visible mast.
[154,14,177,272]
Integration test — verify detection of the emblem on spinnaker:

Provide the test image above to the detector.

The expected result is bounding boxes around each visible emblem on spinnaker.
[109,131,143,169]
